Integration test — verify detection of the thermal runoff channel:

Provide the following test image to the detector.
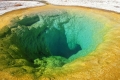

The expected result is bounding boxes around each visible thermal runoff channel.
[0,9,109,78]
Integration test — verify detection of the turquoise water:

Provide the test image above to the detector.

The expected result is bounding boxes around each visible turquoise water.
[0,9,109,77]
[0,10,106,66]
[36,11,105,60]
[64,13,105,60]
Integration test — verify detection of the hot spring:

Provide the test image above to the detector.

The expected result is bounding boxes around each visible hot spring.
[0,5,120,80]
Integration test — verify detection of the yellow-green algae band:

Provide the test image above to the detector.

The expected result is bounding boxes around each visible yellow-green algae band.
[0,5,120,80]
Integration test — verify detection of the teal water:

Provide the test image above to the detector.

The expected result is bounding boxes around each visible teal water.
[0,10,106,66]
[0,9,110,77]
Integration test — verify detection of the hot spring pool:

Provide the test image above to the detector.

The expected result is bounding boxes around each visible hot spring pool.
[0,5,120,80]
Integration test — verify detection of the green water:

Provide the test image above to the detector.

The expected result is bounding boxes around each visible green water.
[0,10,106,77]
